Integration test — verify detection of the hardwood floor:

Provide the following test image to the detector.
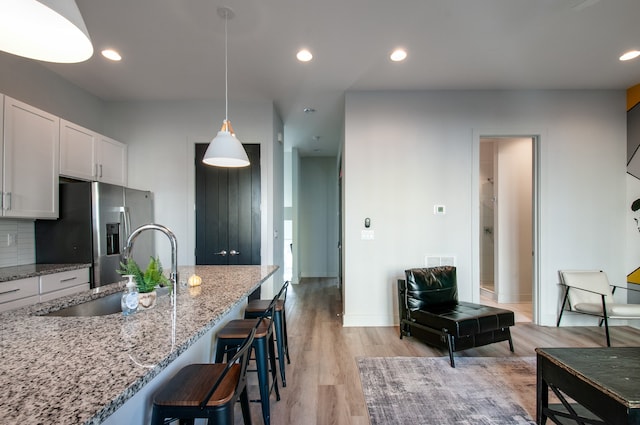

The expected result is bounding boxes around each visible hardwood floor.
[236,277,640,425]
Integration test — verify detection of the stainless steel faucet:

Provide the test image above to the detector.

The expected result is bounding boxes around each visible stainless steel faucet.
[124,223,178,294]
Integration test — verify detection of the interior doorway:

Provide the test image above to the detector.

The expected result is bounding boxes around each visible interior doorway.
[194,143,261,267]
[479,137,534,323]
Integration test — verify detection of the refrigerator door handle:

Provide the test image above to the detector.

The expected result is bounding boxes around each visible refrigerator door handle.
[120,206,131,253]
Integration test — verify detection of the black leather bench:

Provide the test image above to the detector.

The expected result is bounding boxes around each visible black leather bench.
[398,266,515,367]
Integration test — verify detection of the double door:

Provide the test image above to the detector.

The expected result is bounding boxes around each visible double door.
[195,143,260,266]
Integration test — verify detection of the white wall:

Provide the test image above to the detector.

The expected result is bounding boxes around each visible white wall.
[343,90,626,327]
[0,54,105,133]
[103,100,284,292]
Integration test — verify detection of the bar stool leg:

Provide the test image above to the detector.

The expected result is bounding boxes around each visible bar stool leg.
[254,337,271,425]
[282,309,290,364]
[273,311,286,387]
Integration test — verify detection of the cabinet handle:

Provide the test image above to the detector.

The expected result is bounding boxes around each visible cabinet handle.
[0,288,20,296]
[0,191,3,210]
[59,277,77,283]
[229,250,240,256]
[5,192,11,211]
[214,250,228,256]
[99,164,103,178]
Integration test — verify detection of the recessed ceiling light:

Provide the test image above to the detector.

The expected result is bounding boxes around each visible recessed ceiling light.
[390,48,407,62]
[620,50,640,61]
[297,49,313,62]
[101,49,122,61]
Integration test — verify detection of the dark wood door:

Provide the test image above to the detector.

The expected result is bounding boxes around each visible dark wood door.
[195,143,261,265]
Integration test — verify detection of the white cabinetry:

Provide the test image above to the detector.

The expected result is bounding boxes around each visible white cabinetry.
[0,277,39,313]
[60,120,96,181]
[2,96,59,218]
[60,120,128,186]
[96,135,127,186]
[39,267,90,302]
[0,268,91,312]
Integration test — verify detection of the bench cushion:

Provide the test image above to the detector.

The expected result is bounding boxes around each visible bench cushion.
[411,301,515,338]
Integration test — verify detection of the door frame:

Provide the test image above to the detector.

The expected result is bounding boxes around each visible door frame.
[472,130,541,324]
[185,136,266,266]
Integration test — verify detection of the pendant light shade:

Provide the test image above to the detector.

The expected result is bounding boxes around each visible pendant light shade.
[202,6,250,168]
[203,119,250,167]
[0,0,93,63]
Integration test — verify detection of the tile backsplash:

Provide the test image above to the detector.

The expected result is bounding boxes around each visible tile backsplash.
[0,219,35,267]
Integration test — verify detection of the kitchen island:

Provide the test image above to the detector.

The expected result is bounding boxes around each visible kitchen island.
[0,264,277,424]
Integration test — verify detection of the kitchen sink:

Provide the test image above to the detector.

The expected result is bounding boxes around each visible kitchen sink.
[42,286,170,317]
[44,292,123,317]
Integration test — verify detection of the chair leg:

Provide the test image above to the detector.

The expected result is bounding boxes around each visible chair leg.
[446,334,455,368]
[273,311,287,386]
[253,338,272,425]
[601,295,611,347]
[557,288,569,327]
[506,328,514,352]
[268,333,281,401]
[282,309,291,364]
[239,386,252,425]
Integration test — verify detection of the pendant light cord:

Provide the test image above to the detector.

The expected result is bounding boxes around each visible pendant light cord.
[224,11,228,124]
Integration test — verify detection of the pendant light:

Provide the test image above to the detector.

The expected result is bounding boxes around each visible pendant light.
[0,0,93,63]
[202,7,250,168]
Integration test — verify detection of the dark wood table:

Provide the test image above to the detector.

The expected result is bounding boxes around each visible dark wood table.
[536,347,640,424]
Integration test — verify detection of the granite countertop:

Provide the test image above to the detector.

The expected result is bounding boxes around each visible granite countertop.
[0,263,92,282]
[0,264,278,424]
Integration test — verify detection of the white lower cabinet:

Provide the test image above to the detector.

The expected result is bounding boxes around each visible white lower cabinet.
[0,277,39,313]
[0,268,91,312]
[39,268,90,303]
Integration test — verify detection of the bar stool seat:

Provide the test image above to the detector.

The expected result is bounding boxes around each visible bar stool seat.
[216,296,280,425]
[244,283,290,388]
[151,328,256,425]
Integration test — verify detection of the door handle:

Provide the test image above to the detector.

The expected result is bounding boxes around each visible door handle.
[214,250,228,256]
[229,250,240,256]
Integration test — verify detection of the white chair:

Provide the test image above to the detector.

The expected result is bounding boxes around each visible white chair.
[557,270,640,346]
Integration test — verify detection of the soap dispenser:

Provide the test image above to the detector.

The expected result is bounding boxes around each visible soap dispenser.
[121,275,139,316]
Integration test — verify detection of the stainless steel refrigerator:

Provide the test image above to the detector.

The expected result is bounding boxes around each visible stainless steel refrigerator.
[35,181,154,287]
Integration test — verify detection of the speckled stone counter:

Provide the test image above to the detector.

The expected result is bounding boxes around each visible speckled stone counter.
[0,263,92,282]
[0,264,277,424]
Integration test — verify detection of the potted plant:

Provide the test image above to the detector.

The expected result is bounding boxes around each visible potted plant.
[118,256,171,310]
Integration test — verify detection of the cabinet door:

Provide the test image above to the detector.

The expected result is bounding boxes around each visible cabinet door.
[60,120,96,181]
[0,277,39,313]
[97,136,127,186]
[3,97,59,218]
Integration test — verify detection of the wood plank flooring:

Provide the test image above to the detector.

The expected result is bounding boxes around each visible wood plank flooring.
[236,277,640,425]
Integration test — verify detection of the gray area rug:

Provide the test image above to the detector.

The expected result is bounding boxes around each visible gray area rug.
[357,356,537,425]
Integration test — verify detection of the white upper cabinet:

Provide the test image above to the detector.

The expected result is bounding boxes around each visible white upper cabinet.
[60,120,127,186]
[96,135,127,186]
[3,96,59,219]
[60,119,96,181]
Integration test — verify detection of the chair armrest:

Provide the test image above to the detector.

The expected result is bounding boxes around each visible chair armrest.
[611,284,640,294]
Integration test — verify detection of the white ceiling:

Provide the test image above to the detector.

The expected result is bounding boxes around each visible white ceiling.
[38,0,640,156]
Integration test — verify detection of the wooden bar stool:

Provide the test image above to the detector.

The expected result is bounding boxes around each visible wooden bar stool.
[244,281,290,387]
[150,327,256,425]
[215,295,280,425]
